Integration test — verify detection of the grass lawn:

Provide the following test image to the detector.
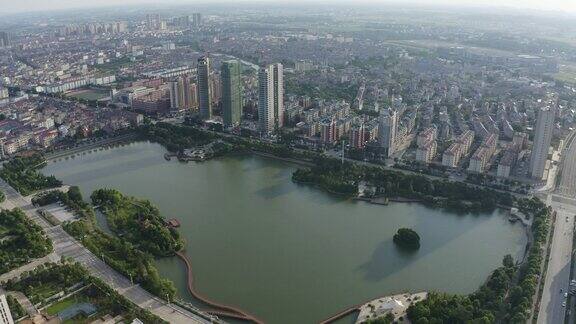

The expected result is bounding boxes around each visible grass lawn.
[46,295,89,316]
[29,283,59,304]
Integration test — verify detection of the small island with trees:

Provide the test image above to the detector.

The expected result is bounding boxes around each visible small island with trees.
[91,188,184,257]
[393,228,421,250]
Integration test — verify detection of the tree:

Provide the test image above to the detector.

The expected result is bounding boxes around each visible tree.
[393,228,421,250]
[503,254,515,268]
[67,186,83,203]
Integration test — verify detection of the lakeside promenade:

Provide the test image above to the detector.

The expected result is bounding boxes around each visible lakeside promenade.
[0,178,214,324]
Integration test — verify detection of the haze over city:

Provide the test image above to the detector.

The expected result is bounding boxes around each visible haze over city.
[2,0,576,14]
[1,1,576,324]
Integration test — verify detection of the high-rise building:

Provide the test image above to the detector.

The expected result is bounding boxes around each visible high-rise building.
[209,73,221,104]
[221,60,243,127]
[258,65,275,133]
[168,76,196,112]
[192,13,202,27]
[197,56,212,120]
[272,63,284,129]
[183,78,197,110]
[0,294,14,324]
[350,124,366,149]
[146,14,161,30]
[529,103,556,179]
[169,79,182,112]
[379,108,397,157]
[320,119,337,144]
[258,63,284,134]
[0,32,10,48]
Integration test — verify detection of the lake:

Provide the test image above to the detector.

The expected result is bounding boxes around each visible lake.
[42,141,527,324]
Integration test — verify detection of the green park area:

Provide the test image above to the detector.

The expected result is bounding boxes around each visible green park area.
[65,89,109,102]
[0,208,52,274]
[91,188,184,256]
[4,262,165,323]
[0,154,62,196]
[51,186,178,301]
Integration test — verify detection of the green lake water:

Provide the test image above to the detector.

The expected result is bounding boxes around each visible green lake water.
[42,141,527,324]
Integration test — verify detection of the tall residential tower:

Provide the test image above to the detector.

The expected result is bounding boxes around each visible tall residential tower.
[197,56,212,120]
[221,60,242,127]
[379,108,397,158]
[258,63,284,134]
[529,102,556,180]
[258,66,275,133]
[272,63,284,129]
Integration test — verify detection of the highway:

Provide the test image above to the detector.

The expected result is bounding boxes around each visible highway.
[0,179,213,324]
[537,197,574,324]
[537,131,576,324]
[558,131,576,198]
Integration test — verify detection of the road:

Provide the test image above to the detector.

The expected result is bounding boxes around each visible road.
[44,133,137,161]
[537,196,574,324]
[0,179,213,324]
[0,252,59,283]
[537,131,576,324]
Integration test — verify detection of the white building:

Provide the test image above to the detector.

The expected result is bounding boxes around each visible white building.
[258,63,284,134]
[529,103,555,180]
[273,63,284,129]
[0,294,14,324]
[379,108,397,157]
[258,66,275,134]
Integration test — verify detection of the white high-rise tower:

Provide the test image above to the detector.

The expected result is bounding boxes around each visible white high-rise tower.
[273,63,284,129]
[258,63,284,134]
[529,103,556,180]
[379,108,397,158]
[258,66,275,134]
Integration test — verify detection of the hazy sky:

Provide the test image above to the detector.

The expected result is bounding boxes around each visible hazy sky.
[2,0,576,14]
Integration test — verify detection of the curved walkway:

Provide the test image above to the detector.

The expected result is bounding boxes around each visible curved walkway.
[319,306,359,324]
[175,251,264,324]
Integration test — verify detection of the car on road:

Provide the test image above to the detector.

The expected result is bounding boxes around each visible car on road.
[565,293,568,298]
[562,301,566,307]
